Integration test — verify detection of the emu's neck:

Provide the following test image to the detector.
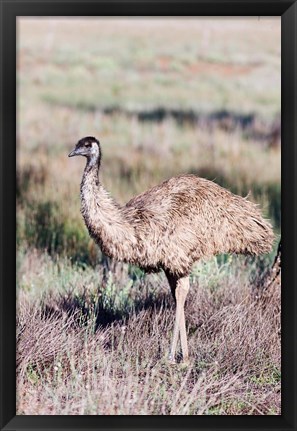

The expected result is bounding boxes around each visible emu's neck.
[80,159,136,260]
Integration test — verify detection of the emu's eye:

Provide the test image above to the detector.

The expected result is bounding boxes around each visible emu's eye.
[85,143,92,148]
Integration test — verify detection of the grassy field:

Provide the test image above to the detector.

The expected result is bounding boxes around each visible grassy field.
[16,18,281,415]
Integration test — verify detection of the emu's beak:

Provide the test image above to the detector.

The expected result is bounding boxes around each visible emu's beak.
[68,148,78,157]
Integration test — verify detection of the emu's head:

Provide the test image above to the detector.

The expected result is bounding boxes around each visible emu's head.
[68,136,101,166]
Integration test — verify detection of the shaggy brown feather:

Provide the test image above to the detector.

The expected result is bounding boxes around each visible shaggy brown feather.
[78,156,274,277]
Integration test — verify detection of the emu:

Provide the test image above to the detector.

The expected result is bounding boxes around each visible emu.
[69,136,274,363]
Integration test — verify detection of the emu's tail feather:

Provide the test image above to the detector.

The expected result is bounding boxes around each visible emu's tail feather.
[226,195,275,256]
[242,215,274,255]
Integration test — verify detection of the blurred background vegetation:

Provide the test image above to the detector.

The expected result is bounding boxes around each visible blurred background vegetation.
[16,18,281,415]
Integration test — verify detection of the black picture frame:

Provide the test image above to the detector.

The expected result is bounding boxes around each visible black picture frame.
[1,1,296,430]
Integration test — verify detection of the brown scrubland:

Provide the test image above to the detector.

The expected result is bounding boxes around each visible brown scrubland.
[17,18,281,415]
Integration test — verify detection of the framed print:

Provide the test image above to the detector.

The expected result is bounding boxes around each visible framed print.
[1,1,296,430]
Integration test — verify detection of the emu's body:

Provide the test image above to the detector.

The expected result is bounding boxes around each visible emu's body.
[69,137,274,362]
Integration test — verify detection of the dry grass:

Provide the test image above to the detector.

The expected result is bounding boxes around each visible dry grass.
[16,250,280,415]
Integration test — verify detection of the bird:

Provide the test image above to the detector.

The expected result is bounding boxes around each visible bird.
[68,136,274,363]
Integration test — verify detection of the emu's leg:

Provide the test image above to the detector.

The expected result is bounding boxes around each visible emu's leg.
[179,277,190,362]
[165,273,189,362]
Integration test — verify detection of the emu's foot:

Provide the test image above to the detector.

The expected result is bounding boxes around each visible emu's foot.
[166,353,190,367]
[167,353,177,365]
